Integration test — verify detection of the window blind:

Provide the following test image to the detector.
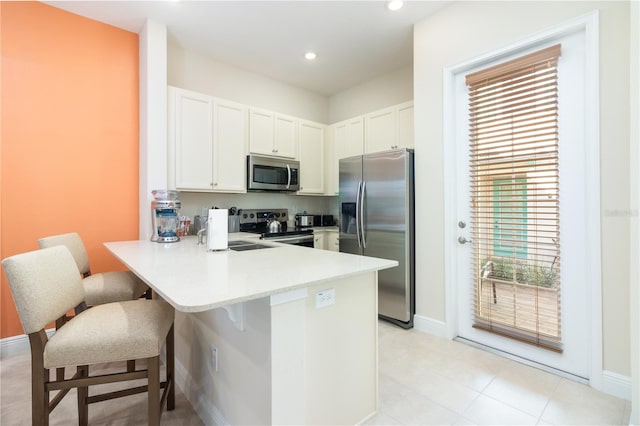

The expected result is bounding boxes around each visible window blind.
[466,44,562,351]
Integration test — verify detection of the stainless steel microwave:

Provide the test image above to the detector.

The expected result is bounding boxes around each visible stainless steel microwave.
[247,155,300,192]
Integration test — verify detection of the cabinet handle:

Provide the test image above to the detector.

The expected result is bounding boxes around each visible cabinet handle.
[214,183,218,186]
[210,182,214,187]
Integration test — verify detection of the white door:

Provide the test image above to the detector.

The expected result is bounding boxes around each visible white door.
[453,29,592,379]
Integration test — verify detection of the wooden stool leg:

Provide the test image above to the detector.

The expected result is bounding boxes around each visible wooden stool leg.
[167,325,175,411]
[148,356,160,426]
[77,365,89,426]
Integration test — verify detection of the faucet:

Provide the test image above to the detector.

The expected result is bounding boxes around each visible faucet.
[197,227,207,245]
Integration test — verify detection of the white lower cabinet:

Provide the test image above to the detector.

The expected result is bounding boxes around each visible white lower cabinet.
[168,86,247,193]
[327,231,339,252]
[313,229,339,251]
[314,232,325,250]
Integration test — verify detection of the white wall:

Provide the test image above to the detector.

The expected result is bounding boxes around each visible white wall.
[413,0,631,378]
[629,0,639,421]
[328,65,413,123]
[168,45,329,123]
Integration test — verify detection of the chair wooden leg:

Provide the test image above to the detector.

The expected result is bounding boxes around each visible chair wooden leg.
[148,356,160,426]
[167,325,175,411]
[32,363,48,426]
[29,332,49,426]
[77,365,89,426]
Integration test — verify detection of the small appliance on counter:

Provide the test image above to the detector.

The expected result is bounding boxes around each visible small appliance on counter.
[151,190,181,243]
[295,213,335,228]
[295,213,314,228]
[314,214,335,227]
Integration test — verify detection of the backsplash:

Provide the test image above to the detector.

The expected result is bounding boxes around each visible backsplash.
[178,192,339,228]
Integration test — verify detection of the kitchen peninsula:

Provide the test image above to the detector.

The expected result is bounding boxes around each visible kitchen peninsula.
[105,235,397,425]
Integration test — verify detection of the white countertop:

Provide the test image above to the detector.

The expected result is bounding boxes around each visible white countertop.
[105,234,397,312]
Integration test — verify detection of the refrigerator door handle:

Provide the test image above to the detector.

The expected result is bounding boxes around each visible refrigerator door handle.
[356,181,363,248]
[360,180,367,249]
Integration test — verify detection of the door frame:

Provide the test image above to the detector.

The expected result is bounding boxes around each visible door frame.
[442,11,602,388]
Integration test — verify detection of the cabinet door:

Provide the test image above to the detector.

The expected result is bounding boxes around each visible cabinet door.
[213,100,248,192]
[172,88,214,190]
[397,101,414,149]
[365,107,396,153]
[274,114,297,158]
[327,232,339,252]
[346,117,364,158]
[314,232,325,250]
[298,121,325,194]
[325,124,338,195]
[249,108,275,156]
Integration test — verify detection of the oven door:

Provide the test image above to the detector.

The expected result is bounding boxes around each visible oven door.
[247,155,300,191]
[263,234,314,247]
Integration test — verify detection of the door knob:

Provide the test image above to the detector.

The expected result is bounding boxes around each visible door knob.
[458,236,472,244]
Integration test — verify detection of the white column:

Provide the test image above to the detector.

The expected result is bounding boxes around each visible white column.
[138,20,167,240]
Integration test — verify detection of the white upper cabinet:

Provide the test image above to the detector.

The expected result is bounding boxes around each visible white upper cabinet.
[168,86,247,193]
[365,107,396,153]
[249,108,297,159]
[213,100,248,192]
[169,87,214,190]
[364,101,414,153]
[327,117,364,195]
[396,101,415,149]
[274,114,298,158]
[298,120,325,195]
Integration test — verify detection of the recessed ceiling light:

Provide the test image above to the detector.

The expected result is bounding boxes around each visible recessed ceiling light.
[386,1,404,11]
[305,52,317,60]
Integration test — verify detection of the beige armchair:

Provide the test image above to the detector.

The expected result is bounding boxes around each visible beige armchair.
[2,245,175,425]
[37,232,149,306]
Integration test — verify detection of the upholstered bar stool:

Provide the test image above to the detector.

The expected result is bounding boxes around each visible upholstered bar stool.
[2,245,175,426]
[38,232,149,306]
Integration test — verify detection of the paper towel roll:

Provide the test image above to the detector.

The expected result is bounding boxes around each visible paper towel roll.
[207,209,228,251]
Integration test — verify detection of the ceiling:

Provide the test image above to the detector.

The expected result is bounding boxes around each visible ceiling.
[46,1,451,96]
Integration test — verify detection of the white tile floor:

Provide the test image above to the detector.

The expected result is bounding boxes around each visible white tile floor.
[370,321,631,425]
[1,321,631,425]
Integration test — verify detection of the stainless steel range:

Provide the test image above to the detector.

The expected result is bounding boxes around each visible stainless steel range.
[239,209,314,247]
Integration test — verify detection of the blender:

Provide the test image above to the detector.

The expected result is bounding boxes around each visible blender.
[151,190,181,243]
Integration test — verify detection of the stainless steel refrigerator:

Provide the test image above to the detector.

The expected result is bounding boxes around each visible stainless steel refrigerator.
[339,148,415,328]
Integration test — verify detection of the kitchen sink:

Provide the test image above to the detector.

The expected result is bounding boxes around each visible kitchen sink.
[228,240,274,251]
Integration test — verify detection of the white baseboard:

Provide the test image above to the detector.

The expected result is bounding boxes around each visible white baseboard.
[412,314,450,338]
[0,329,54,359]
[601,370,632,401]
[174,359,227,425]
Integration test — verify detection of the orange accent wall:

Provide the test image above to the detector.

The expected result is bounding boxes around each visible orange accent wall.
[1,2,139,338]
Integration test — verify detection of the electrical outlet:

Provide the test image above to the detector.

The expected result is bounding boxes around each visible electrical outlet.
[315,288,335,308]
[210,345,219,372]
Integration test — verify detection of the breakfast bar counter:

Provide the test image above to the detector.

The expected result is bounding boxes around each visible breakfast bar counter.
[105,234,396,312]
[105,235,397,425]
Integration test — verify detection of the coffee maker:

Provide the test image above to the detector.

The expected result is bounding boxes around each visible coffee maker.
[151,190,181,243]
